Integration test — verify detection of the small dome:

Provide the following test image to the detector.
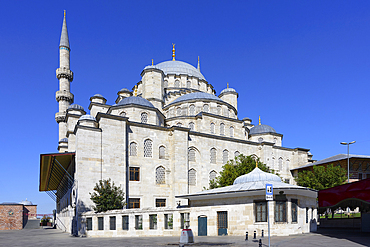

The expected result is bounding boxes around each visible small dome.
[68,104,84,111]
[118,88,130,93]
[220,87,237,95]
[233,167,281,185]
[19,199,33,205]
[117,96,155,108]
[59,138,68,143]
[92,94,104,98]
[249,124,276,135]
[79,115,96,121]
[144,60,206,80]
[168,92,224,106]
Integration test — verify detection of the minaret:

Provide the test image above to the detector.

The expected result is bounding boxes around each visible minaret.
[55,11,74,149]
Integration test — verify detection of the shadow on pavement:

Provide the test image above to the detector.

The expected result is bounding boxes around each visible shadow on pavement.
[316,227,370,247]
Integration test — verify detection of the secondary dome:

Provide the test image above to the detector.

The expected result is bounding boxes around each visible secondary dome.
[249,124,276,135]
[79,115,96,121]
[145,60,206,80]
[117,96,155,108]
[167,92,224,106]
[19,199,33,205]
[68,104,84,111]
[233,167,281,185]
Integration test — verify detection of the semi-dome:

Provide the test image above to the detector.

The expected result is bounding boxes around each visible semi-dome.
[249,124,276,135]
[167,92,224,106]
[79,115,96,121]
[117,96,155,108]
[59,138,68,143]
[19,199,33,205]
[68,104,84,111]
[233,167,281,185]
[144,60,206,80]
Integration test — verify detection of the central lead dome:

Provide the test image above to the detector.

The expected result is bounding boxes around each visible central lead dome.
[153,60,206,80]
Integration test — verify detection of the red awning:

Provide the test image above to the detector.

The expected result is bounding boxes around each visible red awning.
[319,178,370,209]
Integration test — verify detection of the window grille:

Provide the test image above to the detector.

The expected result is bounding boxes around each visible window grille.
[230,126,234,137]
[174,80,180,87]
[129,198,140,209]
[285,178,290,184]
[156,199,166,207]
[255,201,267,222]
[189,122,195,131]
[223,149,229,164]
[164,80,168,88]
[144,139,152,157]
[141,112,148,123]
[159,146,165,159]
[217,211,228,229]
[176,107,182,116]
[120,111,126,117]
[188,149,196,162]
[135,215,143,230]
[203,104,209,112]
[210,148,216,163]
[86,217,92,231]
[180,213,190,229]
[149,214,157,230]
[234,151,240,158]
[122,216,129,230]
[217,106,221,115]
[210,123,215,134]
[165,214,173,229]
[130,142,137,156]
[98,217,104,230]
[189,105,195,115]
[187,81,191,88]
[209,170,217,181]
[156,166,165,184]
[275,201,287,222]
[129,167,140,181]
[188,169,196,186]
[220,123,225,135]
[110,216,116,230]
[291,199,298,223]
[278,158,283,171]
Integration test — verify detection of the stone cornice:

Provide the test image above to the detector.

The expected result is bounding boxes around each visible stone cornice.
[74,125,102,135]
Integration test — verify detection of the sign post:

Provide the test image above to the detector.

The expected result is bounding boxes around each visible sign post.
[266,184,273,247]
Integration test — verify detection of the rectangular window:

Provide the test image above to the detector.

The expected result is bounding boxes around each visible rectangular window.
[122,215,129,230]
[86,217,92,231]
[135,215,143,230]
[156,199,166,207]
[129,198,140,209]
[275,201,287,222]
[164,213,173,229]
[130,167,140,181]
[306,207,309,223]
[217,211,228,229]
[98,217,104,230]
[255,201,267,222]
[110,216,116,230]
[149,214,157,230]
[285,178,290,184]
[291,199,298,223]
[180,213,190,229]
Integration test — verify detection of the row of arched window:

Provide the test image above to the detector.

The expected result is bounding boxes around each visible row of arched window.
[155,166,218,186]
[170,104,235,118]
[164,80,200,89]
[210,122,234,137]
[130,139,166,159]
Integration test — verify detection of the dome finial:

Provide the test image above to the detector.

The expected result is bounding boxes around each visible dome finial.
[64,10,66,17]
[172,43,176,61]
[197,56,200,71]
[227,82,229,88]
[134,85,138,97]
[256,160,258,168]
[259,115,261,125]
[152,59,153,66]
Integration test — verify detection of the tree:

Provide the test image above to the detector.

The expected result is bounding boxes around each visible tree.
[89,179,125,213]
[209,154,273,189]
[295,164,347,190]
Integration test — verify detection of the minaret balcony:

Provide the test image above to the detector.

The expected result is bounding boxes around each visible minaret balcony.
[56,68,74,81]
[56,90,74,103]
[55,112,66,123]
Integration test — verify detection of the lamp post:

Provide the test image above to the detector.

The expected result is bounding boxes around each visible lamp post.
[340,141,356,183]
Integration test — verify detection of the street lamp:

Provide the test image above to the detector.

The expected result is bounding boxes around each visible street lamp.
[340,141,356,183]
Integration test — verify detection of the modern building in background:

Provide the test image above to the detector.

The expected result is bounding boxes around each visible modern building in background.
[0,199,38,230]
[39,13,316,237]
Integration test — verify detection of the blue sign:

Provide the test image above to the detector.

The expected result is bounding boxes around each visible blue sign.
[266,183,273,201]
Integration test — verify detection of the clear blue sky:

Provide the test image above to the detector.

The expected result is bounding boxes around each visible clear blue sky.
[1,1,369,214]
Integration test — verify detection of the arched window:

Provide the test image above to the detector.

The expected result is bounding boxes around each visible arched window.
[186,81,191,88]
[189,122,195,131]
[188,169,196,186]
[225,108,229,118]
[144,139,152,157]
[210,123,215,134]
[174,80,180,87]
[286,159,290,173]
[220,123,225,135]
[189,104,195,115]
[164,80,168,88]
[210,148,216,163]
[278,157,283,171]
[188,148,196,162]
[203,104,209,112]
[176,107,182,116]
[156,166,165,184]
[209,170,217,182]
[230,126,234,137]
[234,151,240,158]
[177,122,182,127]
[229,109,234,118]
[141,112,148,123]
[120,111,126,117]
[258,137,264,143]
[274,138,277,144]
[223,149,229,164]
[217,105,222,115]
[159,146,165,159]
[130,142,137,156]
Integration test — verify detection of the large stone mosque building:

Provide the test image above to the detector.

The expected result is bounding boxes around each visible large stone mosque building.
[40,13,317,237]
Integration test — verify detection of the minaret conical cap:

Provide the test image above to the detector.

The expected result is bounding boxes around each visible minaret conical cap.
[59,10,70,49]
